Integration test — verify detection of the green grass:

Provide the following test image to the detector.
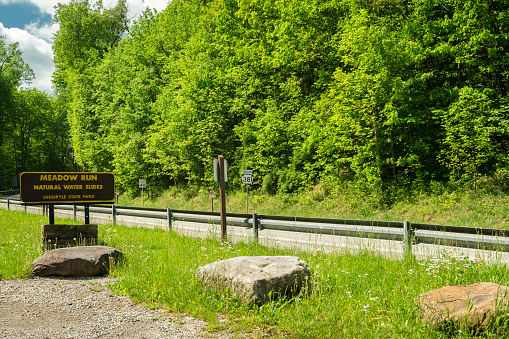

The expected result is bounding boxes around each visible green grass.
[100,226,509,338]
[3,207,509,338]
[0,209,44,279]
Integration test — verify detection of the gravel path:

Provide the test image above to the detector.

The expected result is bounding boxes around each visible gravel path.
[0,276,226,339]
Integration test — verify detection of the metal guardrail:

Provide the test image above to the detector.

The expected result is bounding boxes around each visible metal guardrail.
[0,190,19,196]
[2,197,509,255]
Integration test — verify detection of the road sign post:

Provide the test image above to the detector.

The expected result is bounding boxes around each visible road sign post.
[139,179,146,206]
[242,170,253,213]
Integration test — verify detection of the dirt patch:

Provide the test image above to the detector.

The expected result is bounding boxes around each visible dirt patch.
[0,276,227,338]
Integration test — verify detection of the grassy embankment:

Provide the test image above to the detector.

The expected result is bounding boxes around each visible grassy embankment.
[121,185,509,229]
[2,188,509,337]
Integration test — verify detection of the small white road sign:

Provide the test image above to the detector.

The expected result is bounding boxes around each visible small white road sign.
[242,174,253,185]
[139,179,146,189]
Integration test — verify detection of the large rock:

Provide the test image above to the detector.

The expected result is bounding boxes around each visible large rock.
[197,256,311,304]
[31,246,123,277]
[416,282,509,329]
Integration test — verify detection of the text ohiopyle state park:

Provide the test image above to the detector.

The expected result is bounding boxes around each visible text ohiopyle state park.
[20,172,115,204]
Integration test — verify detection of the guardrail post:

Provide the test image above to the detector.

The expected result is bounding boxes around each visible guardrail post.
[73,204,77,220]
[7,198,9,210]
[167,208,172,231]
[253,213,258,242]
[112,205,116,226]
[403,221,413,257]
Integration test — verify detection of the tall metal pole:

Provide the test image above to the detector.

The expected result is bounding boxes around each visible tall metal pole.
[219,155,227,241]
[246,184,249,213]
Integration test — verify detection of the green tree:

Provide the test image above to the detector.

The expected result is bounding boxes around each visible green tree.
[52,0,129,171]
[53,0,509,197]
[0,36,34,148]
[440,87,507,189]
[0,35,34,189]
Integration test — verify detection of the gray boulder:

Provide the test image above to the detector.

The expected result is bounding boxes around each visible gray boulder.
[416,282,509,330]
[31,246,123,277]
[197,256,311,304]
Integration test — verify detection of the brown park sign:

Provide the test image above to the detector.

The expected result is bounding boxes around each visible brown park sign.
[20,172,115,204]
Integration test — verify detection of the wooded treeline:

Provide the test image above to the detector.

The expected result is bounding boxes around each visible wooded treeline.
[0,37,73,190]
[52,0,509,199]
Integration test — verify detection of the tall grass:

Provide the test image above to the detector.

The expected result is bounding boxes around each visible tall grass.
[120,185,509,229]
[0,209,43,279]
[99,223,509,338]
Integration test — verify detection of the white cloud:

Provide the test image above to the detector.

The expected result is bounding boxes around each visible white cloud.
[1,0,169,17]
[24,21,58,43]
[0,22,54,93]
[26,0,58,16]
[122,0,169,19]
[0,0,170,93]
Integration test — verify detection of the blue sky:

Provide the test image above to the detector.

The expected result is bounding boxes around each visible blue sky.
[0,2,52,28]
[0,0,169,93]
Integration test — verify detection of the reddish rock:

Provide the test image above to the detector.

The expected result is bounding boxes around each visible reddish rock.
[31,246,123,277]
[416,282,509,329]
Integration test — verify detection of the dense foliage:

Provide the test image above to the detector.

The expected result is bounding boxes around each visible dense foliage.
[0,36,73,190]
[53,0,509,200]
